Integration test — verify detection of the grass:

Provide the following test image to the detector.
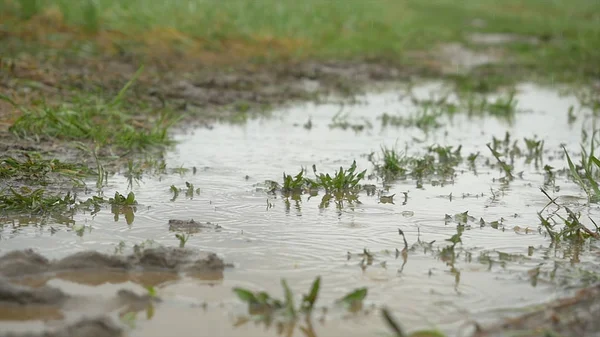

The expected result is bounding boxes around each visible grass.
[563,131,600,202]
[370,144,462,188]
[169,182,200,202]
[3,68,178,156]
[0,187,77,216]
[233,276,368,324]
[108,191,137,225]
[487,144,515,181]
[312,161,366,195]
[538,131,600,244]
[1,0,599,82]
[0,186,137,225]
[0,153,92,186]
[382,308,446,337]
[379,89,519,134]
[175,233,190,248]
[276,161,366,210]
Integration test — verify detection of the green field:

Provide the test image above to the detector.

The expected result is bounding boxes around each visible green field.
[1,0,599,81]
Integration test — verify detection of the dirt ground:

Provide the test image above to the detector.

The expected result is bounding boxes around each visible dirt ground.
[0,53,432,171]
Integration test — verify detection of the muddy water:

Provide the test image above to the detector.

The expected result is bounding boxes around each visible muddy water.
[2,82,600,337]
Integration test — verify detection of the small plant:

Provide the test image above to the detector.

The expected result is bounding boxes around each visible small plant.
[109,191,137,206]
[233,276,366,325]
[487,90,518,118]
[124,160,143,189]
[282,169,307,194]
[487,144,514,181]
[378,146,409,179]
[523,137,544,165]
[233,276,321,320]
[563,135,600,202]
[169,183,200,201]
[312,160,366,194]
[272,161,367,211]
[145,286,158,298]
[335,287,367,312]
[378,108,443,133]
[175,233,190,248]
[109,191,137,225]
[185,182,200,198]
[539,189,600,243]
[382,308,447,337]
[169,185,180,201]
[371,144,462,188]
[329,110,372,132]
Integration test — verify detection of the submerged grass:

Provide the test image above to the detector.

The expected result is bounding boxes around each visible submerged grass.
[0,154,92,186]
[380,89,520,133]
[563,131,600,202]
[382,308,446,337]
[276,161,366,210]
[370,144,462,188]
[0,186,140,226]
[234,276,368,325]
[272,161,367,198]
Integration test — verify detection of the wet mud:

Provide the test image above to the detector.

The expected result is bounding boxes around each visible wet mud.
[0,247,226,278]
[0,317,123,337]
[473,283,600,337]
[168,219,222,233]
[0,247,227,337]
[0,56,425,173]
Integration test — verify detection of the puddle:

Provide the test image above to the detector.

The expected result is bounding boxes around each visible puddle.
[467,33,540,46]
[436,43,502,75]
[1,82,600,336]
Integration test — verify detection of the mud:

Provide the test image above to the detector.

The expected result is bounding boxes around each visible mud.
[0,278,67,306]
[168,219,222,233]
[0,247,226,278]
[1,57,416,120]
[0,279,142,337]
[0,317,123,337]
[0,247,225,337]
[0,55,428,174]
[473,282,600,337]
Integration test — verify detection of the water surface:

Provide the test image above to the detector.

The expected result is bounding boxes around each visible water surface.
[2,82,599,337]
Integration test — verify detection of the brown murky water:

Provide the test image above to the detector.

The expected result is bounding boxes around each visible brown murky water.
[2,82,600,337]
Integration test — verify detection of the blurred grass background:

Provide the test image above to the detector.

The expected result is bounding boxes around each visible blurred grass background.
[1,0,599,80]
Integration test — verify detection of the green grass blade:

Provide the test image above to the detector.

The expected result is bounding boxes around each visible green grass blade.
[111,65,145,106]
[281,279,296,318]
[233,288,257,304]
[301,276,320,313]
[563,147,593,198]
[381,308,406,337]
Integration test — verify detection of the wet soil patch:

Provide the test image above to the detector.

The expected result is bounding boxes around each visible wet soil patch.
[473,282,600,337]
[0,247,227,278]
[168,219,222,234]
[0,247,227,337]
[0,55,430,175]
[0,317,124,337]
